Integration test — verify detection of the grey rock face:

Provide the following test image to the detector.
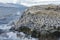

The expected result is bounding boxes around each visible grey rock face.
[12,5,60,40]
[15,5,60,32]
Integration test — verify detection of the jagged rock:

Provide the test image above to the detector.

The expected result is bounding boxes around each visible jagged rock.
[16,26,31,35]
[11,5,60,40]
[31,29,40,38]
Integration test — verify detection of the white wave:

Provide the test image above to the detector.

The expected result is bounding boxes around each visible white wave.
[0,24,11,29]
[0,32,38,40]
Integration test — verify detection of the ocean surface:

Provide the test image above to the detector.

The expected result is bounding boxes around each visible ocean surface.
[0,4,38,40]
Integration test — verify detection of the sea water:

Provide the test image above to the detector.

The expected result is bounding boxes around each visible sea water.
[0,6,37,40]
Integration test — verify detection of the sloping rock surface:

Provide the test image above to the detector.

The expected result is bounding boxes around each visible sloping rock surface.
[15,5,60,32]
[11,5,60,40]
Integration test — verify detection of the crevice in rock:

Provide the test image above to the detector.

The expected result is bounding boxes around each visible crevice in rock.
[52,31,60,38]
[31,29,40,38]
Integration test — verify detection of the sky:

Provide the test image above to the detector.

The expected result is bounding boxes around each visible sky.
[0,0,60,6]
[0,0,17,3]
[20,0,60,6]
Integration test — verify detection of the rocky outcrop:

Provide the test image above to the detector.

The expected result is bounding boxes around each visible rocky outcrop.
[11,5,60,40]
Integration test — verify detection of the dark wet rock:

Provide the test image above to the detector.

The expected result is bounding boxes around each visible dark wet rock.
[31,29,40,38]
[51,31,60,38]
[15,26,31,35]
[9,27,16,32]
[12,5,60,40]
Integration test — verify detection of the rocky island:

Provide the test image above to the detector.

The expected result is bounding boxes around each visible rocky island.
[10,5,60,40]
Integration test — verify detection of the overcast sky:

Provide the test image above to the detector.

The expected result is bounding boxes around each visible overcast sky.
[0,0,60,6]
[0,0,59,3]
[0,0,17,3]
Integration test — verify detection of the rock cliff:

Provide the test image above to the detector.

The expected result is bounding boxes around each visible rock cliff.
[11,5,60,40]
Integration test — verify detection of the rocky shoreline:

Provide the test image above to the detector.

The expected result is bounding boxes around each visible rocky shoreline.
[10,5,60,40]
